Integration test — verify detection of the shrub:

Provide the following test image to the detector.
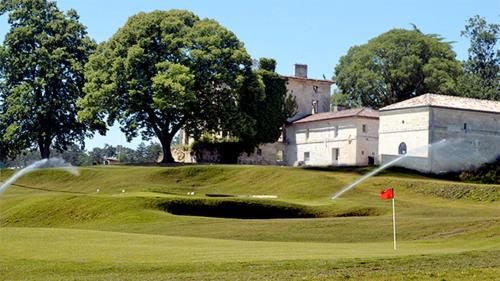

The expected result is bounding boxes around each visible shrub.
[191,139,248,164]
[459,157,500,184]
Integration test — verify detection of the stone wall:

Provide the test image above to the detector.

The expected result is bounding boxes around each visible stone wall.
[379,107,430,159]
[237,142,285,165]
[355,118,379,165]
[429,107,500,173]
[286,78,332,120]
[381,154,431,172]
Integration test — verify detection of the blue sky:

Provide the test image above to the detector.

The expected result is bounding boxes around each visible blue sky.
[1,0,498,150]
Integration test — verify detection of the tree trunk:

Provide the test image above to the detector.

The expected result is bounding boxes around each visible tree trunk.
[159,136,175,163]
[39,140,51,159]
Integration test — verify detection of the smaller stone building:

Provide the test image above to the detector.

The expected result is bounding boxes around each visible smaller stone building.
[286,108,379,166]
[102,157,120,165]
[379,94,500,173]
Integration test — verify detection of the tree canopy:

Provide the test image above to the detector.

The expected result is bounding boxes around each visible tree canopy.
[457,15,499,100]
[334,28,462,108]
[0,0,96,159]
[79,10,254,163]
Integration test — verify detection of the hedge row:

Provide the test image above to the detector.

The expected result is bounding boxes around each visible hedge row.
[459,157,500,184]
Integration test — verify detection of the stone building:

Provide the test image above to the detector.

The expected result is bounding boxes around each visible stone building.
[285,108,379,166]
[237,64,334,165]
[282,64,332,120]
[102,157,120,165]
[379,94,500,173]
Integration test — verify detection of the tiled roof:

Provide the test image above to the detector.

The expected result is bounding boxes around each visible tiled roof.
[293,108,379,124]
[380,93,500,113]
[282,75,335,84]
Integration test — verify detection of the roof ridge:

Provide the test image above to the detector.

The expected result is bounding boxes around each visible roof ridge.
[380,93,500,113]
[427,93,500,104]
[425,93,432,105]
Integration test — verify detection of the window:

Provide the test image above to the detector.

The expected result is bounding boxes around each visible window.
[334,126,339,137]
[311,100,318,114]
[332,148,339,161]
[276,150,284,162]
[304,152,310,162]
[257,148,262,156]
[361,150,365,155]
[464,123,467,132]
[362,124,367,133]
[398,142,407,155]
[305,129,310,141]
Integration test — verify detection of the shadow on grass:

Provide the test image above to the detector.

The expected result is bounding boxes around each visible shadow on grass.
[9,183,87,194]
[302,165,462,181]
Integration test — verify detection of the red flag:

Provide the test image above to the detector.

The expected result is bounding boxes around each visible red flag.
[380,188,394,200]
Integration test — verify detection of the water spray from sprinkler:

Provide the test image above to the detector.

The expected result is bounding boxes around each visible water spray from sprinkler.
[330,139,448,200]
[0,158,79,194]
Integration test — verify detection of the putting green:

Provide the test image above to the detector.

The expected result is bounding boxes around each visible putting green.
[1,227,498,264]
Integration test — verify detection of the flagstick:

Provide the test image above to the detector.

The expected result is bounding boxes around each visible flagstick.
[392,197,397,250]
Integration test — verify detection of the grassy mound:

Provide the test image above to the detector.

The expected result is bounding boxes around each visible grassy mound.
[0,195,145,227]
[399,181,499,202]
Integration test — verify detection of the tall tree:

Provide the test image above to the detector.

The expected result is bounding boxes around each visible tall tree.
[0,0,96,159]
[0,93,16,163]
[79,10,253,163]
[457,15,499,100]
[239,58,296,147]
[335,28,462,108]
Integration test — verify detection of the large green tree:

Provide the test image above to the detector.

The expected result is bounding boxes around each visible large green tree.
[0,0,96,159]
[335,28,462,108]
[79,10,254,163]
[457,15,499,100]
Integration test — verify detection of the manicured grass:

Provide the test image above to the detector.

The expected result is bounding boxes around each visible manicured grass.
[0,227,498,280]
[0,165,499,280]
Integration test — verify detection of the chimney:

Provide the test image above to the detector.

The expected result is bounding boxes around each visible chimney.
[294,64,308,78]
